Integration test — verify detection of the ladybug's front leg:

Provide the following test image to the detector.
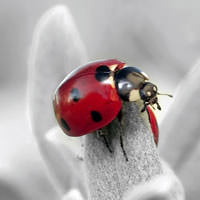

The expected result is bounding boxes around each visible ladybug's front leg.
[141,102,149,112]
[117,110,129,162]
[97,129,113,153]
[119,131,128,162]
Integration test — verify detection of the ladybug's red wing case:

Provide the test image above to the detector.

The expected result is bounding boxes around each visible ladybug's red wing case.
[53,59,125,136]
[146,106,159,145]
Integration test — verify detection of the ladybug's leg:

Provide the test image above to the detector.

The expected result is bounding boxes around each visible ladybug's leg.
[102,135,113,153]
[117,111,129,162]
[119,131,128,162]
[141,102,149,112]
[156,102,161,110]
[97,129,113,153]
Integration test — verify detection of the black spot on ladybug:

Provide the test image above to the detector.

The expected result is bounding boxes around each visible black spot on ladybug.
[91,111,102,122]
[95,65,111,82]
[61,118,70,131]
[70,88,80,102]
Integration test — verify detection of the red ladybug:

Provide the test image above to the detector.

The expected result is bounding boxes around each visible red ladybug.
[53,59,162,145]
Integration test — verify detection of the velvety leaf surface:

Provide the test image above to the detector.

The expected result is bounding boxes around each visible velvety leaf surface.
[85,102,163,200]
[123,161,184,200]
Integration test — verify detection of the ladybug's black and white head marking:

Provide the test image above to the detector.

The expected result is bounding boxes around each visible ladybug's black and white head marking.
[139,82,161,112]
[114,66,148,101]
[114,66,170,112]
[139,82,158,102]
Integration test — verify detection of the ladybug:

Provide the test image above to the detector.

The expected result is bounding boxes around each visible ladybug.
[53,59,124,137]
[53,59,169,143]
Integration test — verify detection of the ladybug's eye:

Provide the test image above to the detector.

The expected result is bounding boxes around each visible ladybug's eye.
[153,86,157,92]
[146,91,152,97]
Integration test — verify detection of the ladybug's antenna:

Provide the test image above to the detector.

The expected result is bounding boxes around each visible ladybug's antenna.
[157,92,173,98]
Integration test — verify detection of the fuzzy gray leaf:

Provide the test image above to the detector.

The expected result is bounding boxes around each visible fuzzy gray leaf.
[159,60,200,199]
[122,160,185,200]
[85,102,163,200]
[28,5,87,139]
[28,5,87,197]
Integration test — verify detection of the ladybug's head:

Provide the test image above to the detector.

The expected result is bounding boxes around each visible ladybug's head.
[114,66,149,102]
[139,82,160,112]
[139,82,158,101]
[115,66,172,112]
